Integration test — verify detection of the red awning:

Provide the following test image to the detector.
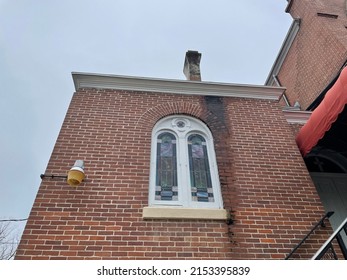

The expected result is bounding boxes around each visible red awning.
[296,66,347,156]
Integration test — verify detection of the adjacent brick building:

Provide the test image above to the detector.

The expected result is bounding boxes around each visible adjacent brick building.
[267,0,347,109]
[267,0,347,237]
[16,1,347,259]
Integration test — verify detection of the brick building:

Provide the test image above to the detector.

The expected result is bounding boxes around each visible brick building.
[16,1,347,259]
[266,0,347,236]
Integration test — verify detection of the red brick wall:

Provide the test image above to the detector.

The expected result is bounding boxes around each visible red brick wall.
[16,88,330,259]
[280,0,347,109]
[223,97,330,259]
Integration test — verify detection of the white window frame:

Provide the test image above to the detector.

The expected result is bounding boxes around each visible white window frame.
[149,115,223,209]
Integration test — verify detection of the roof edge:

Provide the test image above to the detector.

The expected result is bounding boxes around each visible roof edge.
[72,72,285,101]
[265,18,300,86]
[283,109,312,124]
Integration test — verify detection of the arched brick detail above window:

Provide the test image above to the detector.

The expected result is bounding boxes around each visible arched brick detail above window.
[135,102,203,131]
[135,100,230,138]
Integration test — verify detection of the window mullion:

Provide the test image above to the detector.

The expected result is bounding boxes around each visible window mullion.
[177,135,190,207]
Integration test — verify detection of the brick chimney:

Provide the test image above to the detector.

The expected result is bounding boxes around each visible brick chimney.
[183,50,202,81]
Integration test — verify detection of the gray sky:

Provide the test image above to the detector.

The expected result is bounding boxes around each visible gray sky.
[0,0,292,236]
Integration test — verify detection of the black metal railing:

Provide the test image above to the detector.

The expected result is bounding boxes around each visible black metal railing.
[285,211,334,260]
[312,216,347,260]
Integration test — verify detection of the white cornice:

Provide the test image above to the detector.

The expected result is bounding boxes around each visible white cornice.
[72,72,285,101]
[283,109,311,124]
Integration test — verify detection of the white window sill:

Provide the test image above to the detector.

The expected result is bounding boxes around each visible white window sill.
[142,206,228,220]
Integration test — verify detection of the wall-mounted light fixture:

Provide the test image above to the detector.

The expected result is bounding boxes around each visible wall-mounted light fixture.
[67,160,85,186]
[40,160,85,187]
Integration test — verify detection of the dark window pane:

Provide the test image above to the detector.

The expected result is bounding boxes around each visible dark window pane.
[155,132,178,201]
[188,134,214,202]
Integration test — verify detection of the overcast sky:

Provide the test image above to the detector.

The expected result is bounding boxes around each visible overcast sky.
[0,0,292,236]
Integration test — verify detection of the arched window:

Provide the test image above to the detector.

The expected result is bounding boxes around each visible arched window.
[148,115,223,209]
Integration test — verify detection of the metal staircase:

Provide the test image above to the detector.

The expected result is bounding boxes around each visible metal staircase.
[285,211,334,259]
[312,216,347,259]
[285,212,347,260]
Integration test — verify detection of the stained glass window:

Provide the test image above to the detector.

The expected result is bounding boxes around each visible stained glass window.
[155,132,178,201]
[188,134,214,202]
[149,115,222,209]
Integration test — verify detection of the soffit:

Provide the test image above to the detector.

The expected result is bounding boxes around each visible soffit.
[72,72,285,101]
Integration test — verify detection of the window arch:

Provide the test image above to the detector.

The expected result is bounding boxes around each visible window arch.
[149,115,223,209]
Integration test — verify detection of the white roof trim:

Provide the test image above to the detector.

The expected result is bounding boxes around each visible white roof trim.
[72,72,285,101]
[283,109,312,124]
[265,19,300,86]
